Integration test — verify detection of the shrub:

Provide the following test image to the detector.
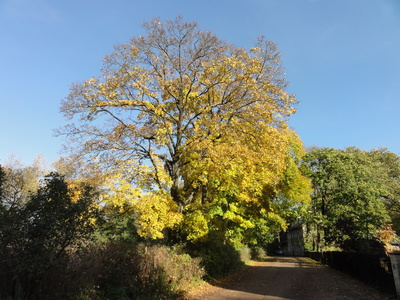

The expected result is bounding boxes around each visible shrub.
[73,241,204,300]
[239,245,252,262]
[0,173,99,300]
[250,247,266,260]
[188,236,243,279]
[138,244,205,294]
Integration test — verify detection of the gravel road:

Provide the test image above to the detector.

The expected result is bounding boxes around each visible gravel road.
[187,256,396,300]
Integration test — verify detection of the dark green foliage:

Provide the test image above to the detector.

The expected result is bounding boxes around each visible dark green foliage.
[247,213,284,250]
[249,246,266,260]
[24,173,98,260]
[97,206,141,242]
[369,148,400,234]
[301,147,391,251]
[82,241,143,300]
[0,168,205,299]
[187,232,243,278]
[0,173,99,299]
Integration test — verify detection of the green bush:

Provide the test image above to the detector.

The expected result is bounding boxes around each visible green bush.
[250,246,266,260]
[188,236,243,279]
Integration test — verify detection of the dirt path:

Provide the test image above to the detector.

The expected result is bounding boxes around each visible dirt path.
[187,256,396,300]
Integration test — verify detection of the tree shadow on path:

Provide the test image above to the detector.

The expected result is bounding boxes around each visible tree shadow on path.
[196,256,395,300]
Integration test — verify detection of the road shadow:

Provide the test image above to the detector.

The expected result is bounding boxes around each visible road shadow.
[205,256,395,300]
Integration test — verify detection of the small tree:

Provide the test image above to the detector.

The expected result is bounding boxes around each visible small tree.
[0,154,45,209]
[0,173,99,299]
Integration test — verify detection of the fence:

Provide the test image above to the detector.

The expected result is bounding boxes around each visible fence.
[305,251,396,295]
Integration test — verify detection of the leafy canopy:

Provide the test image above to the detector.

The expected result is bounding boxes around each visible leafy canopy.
[301,147,391,250]
[59,17,309,241]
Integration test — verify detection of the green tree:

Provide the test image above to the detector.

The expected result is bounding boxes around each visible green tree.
[301,147,390,251]
[24,173,98,260]
[58,17,309,242]
[0,173,99,299]
[368,148,400,233]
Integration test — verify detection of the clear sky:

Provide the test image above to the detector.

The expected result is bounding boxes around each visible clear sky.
[1,0,399,165]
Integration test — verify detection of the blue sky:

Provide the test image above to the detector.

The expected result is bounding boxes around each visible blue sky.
[1,0,399,165]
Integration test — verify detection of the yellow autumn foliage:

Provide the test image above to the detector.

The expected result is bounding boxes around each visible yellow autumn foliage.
[134,192,183,239]
[60,17,311,243]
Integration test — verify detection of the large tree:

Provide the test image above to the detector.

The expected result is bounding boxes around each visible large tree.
[59,17,308,240]
[301,147,390,251]
[368,148,400,233]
